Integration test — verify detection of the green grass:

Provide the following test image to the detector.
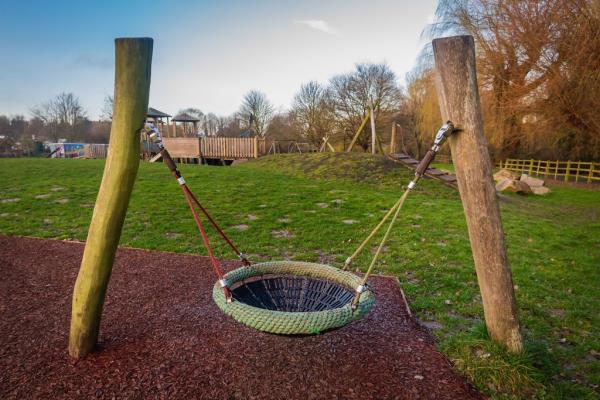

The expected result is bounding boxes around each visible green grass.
[431,162,455,173]
[0,154,598,399]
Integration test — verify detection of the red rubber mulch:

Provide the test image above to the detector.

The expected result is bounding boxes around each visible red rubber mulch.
[0,235,482,399]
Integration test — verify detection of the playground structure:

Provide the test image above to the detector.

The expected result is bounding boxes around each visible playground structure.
[147,136,267,164]
[69,35,522,358]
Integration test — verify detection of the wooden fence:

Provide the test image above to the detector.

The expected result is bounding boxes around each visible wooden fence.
[162,137,265,160]
[200,137,265,159]
[499,158,600,183]
[83,144,109,159]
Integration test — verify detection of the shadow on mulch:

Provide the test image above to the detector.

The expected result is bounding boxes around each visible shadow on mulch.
[0,235,482,400]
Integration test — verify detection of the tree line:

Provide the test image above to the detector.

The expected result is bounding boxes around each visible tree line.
[2,1,598,161]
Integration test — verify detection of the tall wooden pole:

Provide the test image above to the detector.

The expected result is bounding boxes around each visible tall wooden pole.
[370,106,376,155]
[69,38,153,358]
[432,35,522,353]
[390,122,397,154]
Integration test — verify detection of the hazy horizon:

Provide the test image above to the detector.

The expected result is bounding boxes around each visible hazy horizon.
[0,0,437,120]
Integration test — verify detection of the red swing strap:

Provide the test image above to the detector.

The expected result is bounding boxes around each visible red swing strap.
[144,121,249,302]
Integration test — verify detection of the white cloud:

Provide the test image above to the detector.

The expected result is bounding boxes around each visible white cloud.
[294,19,340,36]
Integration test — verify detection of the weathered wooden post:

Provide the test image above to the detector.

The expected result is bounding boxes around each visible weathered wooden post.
[370,106,377,155]
[432,35,523,353]
[389,122,397,155]
[69,38,153,358]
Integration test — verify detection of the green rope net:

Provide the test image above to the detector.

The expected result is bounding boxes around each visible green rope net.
[213,261,375,335]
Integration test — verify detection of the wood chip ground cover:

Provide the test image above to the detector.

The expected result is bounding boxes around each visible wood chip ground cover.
[0,236,482,400]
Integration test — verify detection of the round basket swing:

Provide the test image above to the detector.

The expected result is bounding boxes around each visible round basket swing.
[143,120,456,335]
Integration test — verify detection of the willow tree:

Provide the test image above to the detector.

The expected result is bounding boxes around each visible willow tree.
[424,0,600,160]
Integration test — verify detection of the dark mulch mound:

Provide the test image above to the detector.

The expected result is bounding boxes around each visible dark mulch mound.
[0,236,482,399]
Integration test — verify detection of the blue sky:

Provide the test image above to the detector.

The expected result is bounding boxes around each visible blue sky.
[0,0,437,119]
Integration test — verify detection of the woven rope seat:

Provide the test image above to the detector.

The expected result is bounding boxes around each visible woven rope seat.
[213,261,375,335]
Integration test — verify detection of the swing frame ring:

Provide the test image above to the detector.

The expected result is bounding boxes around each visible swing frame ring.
[213,261,375,335]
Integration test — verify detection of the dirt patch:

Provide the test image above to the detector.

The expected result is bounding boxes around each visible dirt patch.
[0,235,482,400]
[234,224,249,231]
[315,249,337,265]
[272,229,294,238]
[247,214,258,221]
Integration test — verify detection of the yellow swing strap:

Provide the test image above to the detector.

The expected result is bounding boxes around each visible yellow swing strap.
[347,121,458,310]
[350,187,410,309]
[342,194,406,270]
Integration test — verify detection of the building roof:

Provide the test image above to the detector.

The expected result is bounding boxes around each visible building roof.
[147,107,171,118]
[172,112,200,122]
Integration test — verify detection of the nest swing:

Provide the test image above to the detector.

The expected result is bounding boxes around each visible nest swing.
[144,120,455,335]
[213,261,374,334]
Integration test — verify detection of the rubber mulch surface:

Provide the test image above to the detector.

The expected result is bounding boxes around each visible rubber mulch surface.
[0,235,482,399]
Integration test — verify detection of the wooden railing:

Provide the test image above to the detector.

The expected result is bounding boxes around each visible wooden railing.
[499,158,600,183]
[162,137,265,160]
[200,137,264,159]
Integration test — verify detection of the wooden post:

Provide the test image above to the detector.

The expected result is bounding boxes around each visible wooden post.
[565,160,571,182]
[253,136,258,158]
[69,38,153,358]
[370,106,376,155]
[390,123,397,155]
[432,35,522,353]
[588,163,594,184]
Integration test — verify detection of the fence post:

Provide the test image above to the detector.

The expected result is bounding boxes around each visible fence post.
[575,161,581,182]
[565,160,571,182]
[433,35,522,353]
[69,38,153,358]
[528,159,533,175]
[588,163,595,184]
[253,136,258,158]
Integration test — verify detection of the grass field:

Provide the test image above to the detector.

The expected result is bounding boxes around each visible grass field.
[0,154,598,399]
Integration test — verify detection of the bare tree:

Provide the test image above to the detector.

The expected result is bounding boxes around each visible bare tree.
[32,92,87,126]
[203,113,219,136]
[265,112,297,141]
[238,90,274,138]
[31,92,87,141]
[290,81,334,146]
[328,63,401,151]
[100,95,113,121]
